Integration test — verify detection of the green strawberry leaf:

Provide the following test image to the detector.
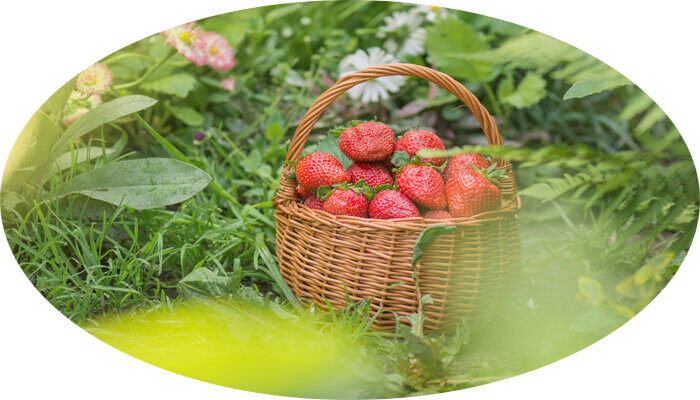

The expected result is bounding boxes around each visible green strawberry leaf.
[391,151,411,169]
[373,183,395,193]
[327,119,376,137]
[316,185,333,200]
[412,225,458,268]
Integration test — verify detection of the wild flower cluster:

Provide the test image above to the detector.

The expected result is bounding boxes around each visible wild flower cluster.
[62,22,235,126]
[338,5,449,104]
[161,22,235,72]
[63,63,112,125]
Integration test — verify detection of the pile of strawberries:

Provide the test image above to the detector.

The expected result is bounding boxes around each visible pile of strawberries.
[294,121,504,220]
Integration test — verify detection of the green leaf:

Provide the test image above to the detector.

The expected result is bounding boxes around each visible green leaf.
[425,17,492,81]
[563,75,631,100]
[570,309,619,333]
[2,110,59,191]
[500,72,546,109]
[578,276,605,307]
[390,151,411,169]
[167,105,204,126]
[51,95,156,158]
[1,191,25,212]
[398,325,438,376]
[141,73,197,97]
[58,158,211,210]
[178,268,231,298]
[412,225,457,267]
[265,122,284,142]
[316,135,352,169]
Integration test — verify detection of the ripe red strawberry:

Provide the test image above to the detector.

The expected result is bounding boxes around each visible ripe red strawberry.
[369,190,420,219]
[445,173,501,218]
[347,162,394,187]
[303,195,325,210]
[395,129,446,166]
[396,164,447,210]
[297,184,313,200]
[443,153,490,182]
[323,189,369,217]
[339,121,395,162]
[296,152,350,190]
[424,210,452,220]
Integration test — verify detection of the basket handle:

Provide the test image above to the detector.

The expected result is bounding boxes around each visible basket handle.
[283,63,503,164]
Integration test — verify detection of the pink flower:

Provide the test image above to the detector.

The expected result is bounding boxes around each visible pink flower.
[220,77,235,91]
[62,91,102,125]
[76,63,113,96]
[199,32,234,72]
[161,22,207,66]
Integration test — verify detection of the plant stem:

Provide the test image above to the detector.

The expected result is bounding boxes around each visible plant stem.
[481,81,503,118]
[113,49,176,90]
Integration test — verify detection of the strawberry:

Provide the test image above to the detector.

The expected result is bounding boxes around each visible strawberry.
[303,195,325,211]
[323,189,369,217]
[296,152,350,190]
[445,172,501,218]
[339,121,395,162]
[424,210,452,220]
[347,162,394,188]
[297,184,313,200]
[395,129,446,166]
[396,164,447,210]
[443,153,490,183]
[369,190,420,219]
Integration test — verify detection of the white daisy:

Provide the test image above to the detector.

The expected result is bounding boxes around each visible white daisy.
[338,47,405,104]
[378,11,427,58]
[411,5,449,22]
[384,28,426,58]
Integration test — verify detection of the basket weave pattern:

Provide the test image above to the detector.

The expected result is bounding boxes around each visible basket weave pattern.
[273,64,522,331]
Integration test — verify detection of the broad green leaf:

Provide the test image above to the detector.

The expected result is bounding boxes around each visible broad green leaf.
[52,132,128,172]
[58,158,211,210]
[168,105,204,126]
[500,72,546,109]
[391,151,411,169]
[265,122,284,142]
[0,191,25,212]
[2,110,59,191]
[570,309,619,333]
[51,95,156,158]
[425,18,492,82]
[179,268,231,298]
[398,325,438,374]
[316,135,352,169]
[563,74,631,100]
[412,225,457,268]
[141,73,198,97]
[578,276,605,307]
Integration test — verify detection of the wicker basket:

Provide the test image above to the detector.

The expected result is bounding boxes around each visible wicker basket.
[273,63,521,332]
